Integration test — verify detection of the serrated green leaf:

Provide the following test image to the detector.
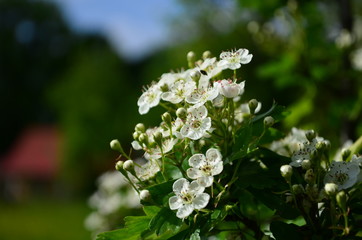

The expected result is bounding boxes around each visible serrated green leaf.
[96,215,151,240]
[147,180,175,206]
[149,207,184,236]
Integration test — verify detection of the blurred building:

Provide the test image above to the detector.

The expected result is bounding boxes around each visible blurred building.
[0,125,62,201]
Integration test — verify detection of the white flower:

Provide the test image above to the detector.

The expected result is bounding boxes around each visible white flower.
[290,137,327,167]
[180,105,212,140]
[137,83,162,115]
[218,48,253,70]
[162,79,196,104]
[144,138,178,160]
[214,80,245,98]
[324,161,360,190]
[134,159,161,182]
[186,86,219,107]
[169,178,210,219]
[186,148,223,187]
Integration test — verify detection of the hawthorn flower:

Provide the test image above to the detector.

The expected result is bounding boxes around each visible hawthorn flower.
[144,138,178,160]
[218,48,253,70]
[290,137,327,167]
[161,79,196,104]
[186,86,219,107]
[134,159,161,182]
[214,80,245,98]
[137,83,162,115]
[180,105,212,140]
[169,178,210,219]
[187,148,223,187]
[324,161,360,190]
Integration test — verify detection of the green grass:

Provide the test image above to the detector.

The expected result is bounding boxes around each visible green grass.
[0,198,91,240]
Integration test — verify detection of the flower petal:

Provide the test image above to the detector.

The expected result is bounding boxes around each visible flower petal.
[169,196,182,210]
[187,168,202,179]
[173,178,189,194]
[197,176,213,187]
[189,154,206,168]
[206,148,222,163]
[189,180,205,194]
[176,204,194,219]
[212,162,223,176]
[193,193,210,210]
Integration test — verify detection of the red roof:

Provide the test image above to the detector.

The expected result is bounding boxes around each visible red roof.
[1,126,62,179]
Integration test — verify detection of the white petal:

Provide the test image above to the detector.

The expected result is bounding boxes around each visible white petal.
[189,180,205,194]
[192,193,210,210]
[187,168,202,179]
[169,196,182,210]
[206,148,222,163]
[189,154,206,168]
[131,141,142,150]
[200,117,211,131]
[212,162,223,176]
[173,178,189,194]
[138,104,149,115]
[176,204,194,219]
[197,176,213,187]
[180,125,190,137]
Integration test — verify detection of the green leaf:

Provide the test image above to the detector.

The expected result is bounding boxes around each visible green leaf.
[149,207,184,236]
[147,180,175,206]
[96,215,151,240]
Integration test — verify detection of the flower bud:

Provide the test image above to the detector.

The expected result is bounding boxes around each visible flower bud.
[324,183,338,196]
[336,191,347,212]
[176,108,187,119]
[292,184,304,195]
[315,141,325,151]
[162,112,172,126]
[115,160,124,171]
[190,70,201,82]
[138,133,149,146]
[264,116,275,128]
[110,139,122,152]
[301,160,311,170]
[342,148,351,161]
[123,159,135,172]
[135,123,145,133]
[305,130,316,142]
[280,165,293,181]
[133,131,140,140]
[202,50,212,59]
[248,99,258,114]
[153,131,163,147]
[304,169,315,184]
[140,189,151,202]
[187,51,196,68]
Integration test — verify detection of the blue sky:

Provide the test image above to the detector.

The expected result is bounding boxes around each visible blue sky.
[52,0,182,61]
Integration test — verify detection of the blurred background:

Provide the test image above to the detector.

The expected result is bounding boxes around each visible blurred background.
[1,0,362,239]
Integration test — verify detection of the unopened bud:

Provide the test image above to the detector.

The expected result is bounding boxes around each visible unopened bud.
[280,165,293,181]
[292,184,304,195]
[305,130,316,142]
[133,131,140,140]
[115,160,124,171]
[162,112,172,126]
[342,148,351,161]
[324,183,338,196]
[304,169,315,184]
[315,141,325,151]
[187,51,196,68]
[248,99,258,114]
[202,50,212,59]
[139,133,149,145]
[264,116,275,128]
[140,189,151,202]
[301,160,311,170]
[176,108,187,119]
[135,123,145,133]
[110,139,122,152]
[123,159,135,172]
[153,132,163,147]
[190,70,201,82]
[336,191,347,212]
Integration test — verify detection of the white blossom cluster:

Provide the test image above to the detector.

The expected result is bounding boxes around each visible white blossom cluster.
[126,48,253,219]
